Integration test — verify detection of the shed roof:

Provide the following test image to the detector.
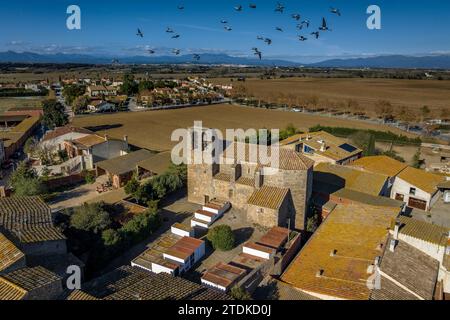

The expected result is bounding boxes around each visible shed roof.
[201,262,247,289]
[247,186,290,210]
[350,155,409,177]
[137,151,172,175]
[397,166,445,194]
[96,149,154,175]
[396,216,449,246]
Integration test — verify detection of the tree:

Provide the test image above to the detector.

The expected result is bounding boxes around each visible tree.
[70,202,111,234]
[124,175,140,196]
[72,95,90,114]
[102,228,122,247]
[138,80,155,93]
[42,99,68,129]
[306,214,320,233]
[375,100,394,122]
[9,162,46,196]
[207,225,235,251]
[23,137,37,156]
[63,84,86,106]
[230,286,252,300]
[120,74,139,96]
[412,148,421,169]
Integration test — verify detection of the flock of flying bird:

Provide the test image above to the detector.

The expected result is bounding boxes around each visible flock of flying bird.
[132,3,341,62]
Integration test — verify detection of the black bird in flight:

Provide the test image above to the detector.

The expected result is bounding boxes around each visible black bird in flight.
[193,54,201,61]
[330,7,341,16]
[319,18,331,31]
[311,31,320,39]
[136,28,144,37]
[172,49,181,55]
[177,4,184,10]
[252,48,262,60]
[256,36,264,40]
[234,5,243,12]
[220,19,228,24]
[291,13,301,21]
[172,34,180,39]
[275,27,283,32]
[249,4,256,9]
[224,26,233,31]
[275,2,285,13]
[148,49,155,54]
[264,38,272,45]
[298,36,308,41]
[166,27,174,33]
[301,20,310,28]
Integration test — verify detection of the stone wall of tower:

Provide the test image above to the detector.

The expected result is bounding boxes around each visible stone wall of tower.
[263,167,313,230]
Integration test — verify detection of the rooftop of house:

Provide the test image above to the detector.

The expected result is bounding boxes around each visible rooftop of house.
[437,180,450,190]
[350,155,409,177]
[0,232,24,272]
[0,196,65,243]
[222,141,314,171]
[0,266,61,300]
[42,125,93,142]
[369,276,420,300]
[247,186,290,210]
[67,265,230,300]
[281,203,400,300]
[201,262,247,289]
[331,188,404,208]
[96,149,155,175]
[314,162,388,197]
[256,226,289,250]
[396,216,449,246]
[397,166,445,194]
[213,172,255,187]
[136,151,172,176]
[164,236,204,262]
[376,236,439,300]
[71,134,107,148]
[0,116,41,148]
[280,131,362,162]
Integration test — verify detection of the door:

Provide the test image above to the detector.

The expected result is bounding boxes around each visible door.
[204,195,210,205]
[408,197,427,210]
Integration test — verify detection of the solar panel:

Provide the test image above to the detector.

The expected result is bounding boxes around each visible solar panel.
[339,143,357,153]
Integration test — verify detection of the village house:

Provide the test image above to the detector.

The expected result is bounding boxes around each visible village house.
[65,265,229,300]
[280,202,403,300]
[41,125,93,153]
[64,133,129,170]
[280,131,362,165]
[87,85,118,97]
[0,115,41,160]
[87,100,116,113]
[187,127,314,230]
[96,150,171,189]
[350,156,445,211]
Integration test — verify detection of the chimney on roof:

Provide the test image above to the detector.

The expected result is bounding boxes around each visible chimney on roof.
[389,239,397,253]
[123,135,129,149]
[393,222,400,240]
[255,169,263,189]
[104,134,109,141]
[330,249,337,257]
[316,269,324,278]
[320,142,327,152]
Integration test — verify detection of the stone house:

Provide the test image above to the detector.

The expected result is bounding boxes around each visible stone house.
[187,128,314,230]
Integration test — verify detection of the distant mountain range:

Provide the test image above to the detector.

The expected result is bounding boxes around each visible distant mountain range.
[1,51,450,69]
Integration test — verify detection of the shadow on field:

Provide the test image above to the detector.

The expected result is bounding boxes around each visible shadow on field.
[85,124,123,132]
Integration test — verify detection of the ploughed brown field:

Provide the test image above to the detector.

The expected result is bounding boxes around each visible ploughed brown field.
[72,104,416,152]
[212,77,450,117]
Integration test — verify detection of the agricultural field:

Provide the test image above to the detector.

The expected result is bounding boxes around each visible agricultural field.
[0,97,45,113]
[212,77,450,118]
[73,104,416,152]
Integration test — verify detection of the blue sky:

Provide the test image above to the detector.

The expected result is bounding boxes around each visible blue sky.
[1,0,450,62]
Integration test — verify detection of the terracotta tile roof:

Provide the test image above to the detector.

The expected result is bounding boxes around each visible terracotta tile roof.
[332,188,404,208]
[201,262,247,289]
[71,266,230,300]
[72,134,106,148]
[96,149,154,175]
[397,166,445,194]
[42,126,92,142]
[0,277,27,300]
[350,155,409,177]
[223,142,314,171]
[0,196,52,230]
[67,290,99,300]
[12,225,66,243]
[214,172,231,182]
[396,216,449,246]
[314,162,388,196]
[378,237,439,300]
[370,276,420,300]
[0,233,24,272]
[245,242,275,255]
[236,176,255,187]
[438,180,450,189]
[165,236,204,261]
[257,226,289,250]
[281,203,400,300]
[247,186,290,210]
[281,131,362,162]
[0,266,61,297]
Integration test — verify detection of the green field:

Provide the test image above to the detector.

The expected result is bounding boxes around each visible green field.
[0,97,45,113]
